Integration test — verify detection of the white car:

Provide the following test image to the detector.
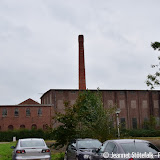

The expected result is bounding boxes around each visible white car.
[11,138,51,160]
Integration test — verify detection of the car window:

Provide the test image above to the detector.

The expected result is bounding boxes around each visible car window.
[120,142,159,154]
[67,144,72,151]
[112,145,117,153]
[98,142,108,153]
[72,142,76,148]
[68,141,76,151]
[20,139,45,147]
[77,140,101,149]
[105,142,116,154]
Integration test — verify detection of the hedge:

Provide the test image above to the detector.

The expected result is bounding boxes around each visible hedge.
[121,129,160,137]
[0,129,55,142]
[1,129,160,142]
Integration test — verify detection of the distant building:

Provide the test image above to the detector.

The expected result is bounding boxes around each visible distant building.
[0,98,52,131]
[1,35,160,131]
[40,35,160,129]
[41,89,160,129]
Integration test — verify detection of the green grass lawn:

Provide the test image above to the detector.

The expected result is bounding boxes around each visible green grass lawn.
[0,142,64,160]
[0,142,16,160]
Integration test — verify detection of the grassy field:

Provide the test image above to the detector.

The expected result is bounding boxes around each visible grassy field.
[0,142,64,160]
[0,142,15,160]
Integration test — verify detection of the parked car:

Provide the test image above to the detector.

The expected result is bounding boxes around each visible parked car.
[64,138,102,160]
[91,139,160,160]
[11,138,51,160]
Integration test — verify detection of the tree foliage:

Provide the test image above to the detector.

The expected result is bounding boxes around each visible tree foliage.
[146,42,160,89]
[52,90,116,148]
[143,116,157,130]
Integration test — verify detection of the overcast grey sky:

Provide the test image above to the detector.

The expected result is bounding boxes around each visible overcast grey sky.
[0,0,160,104]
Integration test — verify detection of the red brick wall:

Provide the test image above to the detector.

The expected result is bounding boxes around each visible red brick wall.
[0,105,52,131]
[41,89,160,129]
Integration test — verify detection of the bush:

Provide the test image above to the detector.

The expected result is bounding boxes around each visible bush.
[0,129,55,142]
[122,129,160,137]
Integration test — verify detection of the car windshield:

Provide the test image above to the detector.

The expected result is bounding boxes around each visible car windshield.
[77,140,101,149]
[98,142,108,153]
[120,142,159,154]
[20,139,45,147]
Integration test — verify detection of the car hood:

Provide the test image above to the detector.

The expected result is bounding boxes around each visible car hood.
[78,148,96,154]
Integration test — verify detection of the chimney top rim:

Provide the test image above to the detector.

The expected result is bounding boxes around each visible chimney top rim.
[78,35,84,41]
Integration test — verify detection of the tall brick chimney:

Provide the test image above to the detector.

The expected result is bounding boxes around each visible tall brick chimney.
[78,35,86,90]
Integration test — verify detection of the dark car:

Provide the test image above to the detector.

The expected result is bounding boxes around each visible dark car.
[91,139,160,160]
[64,138,102,160]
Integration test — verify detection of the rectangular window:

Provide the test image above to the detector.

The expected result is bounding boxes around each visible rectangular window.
[143,117,149,129]
[38,108,42,116]
[2,108,7,117]
[119,100,125,109]
[26,108,31,116]
[142,100,148,109]
[154,100,159,108]
[108,100,113,107]
[132,118,137,129]
[131,100,136,109]
[120,118,126,129]
[14,108,19,117]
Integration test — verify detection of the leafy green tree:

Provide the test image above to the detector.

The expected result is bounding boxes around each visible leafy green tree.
[143,116,156,130]
[146,42,160,89]
[52,90,116,148]
[151,42,160,51]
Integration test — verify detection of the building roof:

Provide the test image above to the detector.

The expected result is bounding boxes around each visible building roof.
[0,98,52,107]
[40,89,160,99]
[18,98,40,105]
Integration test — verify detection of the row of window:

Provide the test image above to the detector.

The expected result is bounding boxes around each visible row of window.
[0,124,48,131]
[120,117,152,129]
[120,118,137,129]
[1,108,42,117]
[108,99,159,109]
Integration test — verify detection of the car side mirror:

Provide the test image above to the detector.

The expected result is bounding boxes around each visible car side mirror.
[92,148,99,153]
[71,145,77,151]
[11,146,15,149]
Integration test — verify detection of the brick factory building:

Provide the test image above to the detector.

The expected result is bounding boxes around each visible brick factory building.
[41,35,160,129]
[1,35,160,131]
[0,98,52,131]
[41,89,160,129]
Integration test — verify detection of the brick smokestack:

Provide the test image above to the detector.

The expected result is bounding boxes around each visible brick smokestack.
[78,35,86,90]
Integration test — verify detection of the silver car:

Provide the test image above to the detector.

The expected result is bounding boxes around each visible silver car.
[11,138,51,160]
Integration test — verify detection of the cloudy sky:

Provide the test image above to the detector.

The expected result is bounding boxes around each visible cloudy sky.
[0,0,160,104]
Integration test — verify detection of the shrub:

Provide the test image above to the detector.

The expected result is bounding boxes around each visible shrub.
[0,129,55,142]
[123,129,160,137]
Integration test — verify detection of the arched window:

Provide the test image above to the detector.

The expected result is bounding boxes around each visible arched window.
[31,124,37,130]
[14,108,19,117]
[26,108,31,116]
[8,125,14,130]
[38,108,42,116]
[43,124,48,131]
[20,125,25,129]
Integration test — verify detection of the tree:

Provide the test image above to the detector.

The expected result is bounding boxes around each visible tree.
[146,42,160,89]
[143,116,156,130]
[52,89,116,148]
